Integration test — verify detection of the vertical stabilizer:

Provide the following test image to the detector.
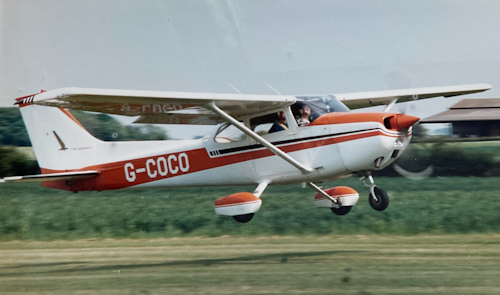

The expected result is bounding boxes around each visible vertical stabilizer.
[19,104,104,171]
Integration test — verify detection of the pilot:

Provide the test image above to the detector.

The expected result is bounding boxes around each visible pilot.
[297,104,311,126]
[268,111,288,133]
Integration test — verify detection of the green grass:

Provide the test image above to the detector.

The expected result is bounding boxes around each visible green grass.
[0,235,499,294]
[1,177,500,293]
[1,177,500,239]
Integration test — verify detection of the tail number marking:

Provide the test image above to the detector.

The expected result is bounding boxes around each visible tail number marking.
[124,153,190,182]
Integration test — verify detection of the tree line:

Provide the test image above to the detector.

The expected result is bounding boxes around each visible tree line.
[0,107,168,177]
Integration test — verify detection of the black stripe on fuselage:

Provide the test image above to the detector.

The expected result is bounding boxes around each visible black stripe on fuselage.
[212,127,385,156]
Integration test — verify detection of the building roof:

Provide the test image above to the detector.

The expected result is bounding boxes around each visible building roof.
[421,98,500,123]
[450,98,500,109]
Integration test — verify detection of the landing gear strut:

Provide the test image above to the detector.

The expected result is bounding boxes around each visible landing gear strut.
[362,174,389,211]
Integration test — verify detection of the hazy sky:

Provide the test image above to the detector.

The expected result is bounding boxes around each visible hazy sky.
[2,0,500,138]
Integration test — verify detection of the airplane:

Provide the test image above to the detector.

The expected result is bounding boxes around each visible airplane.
[0,83,492,223]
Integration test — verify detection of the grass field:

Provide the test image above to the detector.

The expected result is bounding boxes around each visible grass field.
[1,176,500,293]
[0,235,499,294]
[1,177,500,239]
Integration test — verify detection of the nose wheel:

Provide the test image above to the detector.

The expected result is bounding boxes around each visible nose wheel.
[362,175,389,211]
[368,187,389,211]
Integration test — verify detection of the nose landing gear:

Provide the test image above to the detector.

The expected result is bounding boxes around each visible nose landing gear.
[362,174,389,211]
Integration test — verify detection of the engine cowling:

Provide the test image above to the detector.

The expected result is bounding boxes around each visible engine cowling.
[314,186,359,208]
[214,192,262,216]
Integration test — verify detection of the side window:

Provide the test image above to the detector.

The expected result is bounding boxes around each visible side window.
[215,124,247,143]
[254,123,273,136]
[292,103,312,126]
[294,95,350,121]
[250,112,283,135]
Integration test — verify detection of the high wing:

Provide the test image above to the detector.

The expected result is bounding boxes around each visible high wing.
[22,88,297,125]
[332,83,492,109]
[21,84,492,124]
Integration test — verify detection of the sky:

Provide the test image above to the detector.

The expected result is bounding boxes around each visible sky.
[1,0,500,138]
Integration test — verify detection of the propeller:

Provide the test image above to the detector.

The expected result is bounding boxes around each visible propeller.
[391,100,434,180]
[382,72,434,180]
[393,163,434,181]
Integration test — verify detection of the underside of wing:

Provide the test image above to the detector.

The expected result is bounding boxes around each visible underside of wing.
[0,171,99,183]
[334,84,492,109]
[25,88,296,125]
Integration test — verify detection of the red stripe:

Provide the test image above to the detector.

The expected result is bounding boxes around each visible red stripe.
[15,90,46,108]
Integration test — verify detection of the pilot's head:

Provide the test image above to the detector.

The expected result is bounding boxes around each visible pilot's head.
[278,111,286,122]
[301,104,311,115]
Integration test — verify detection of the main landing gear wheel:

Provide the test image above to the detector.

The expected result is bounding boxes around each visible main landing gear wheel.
[331,206,352,216]
[369,187,389,211]
[233,213,254,223]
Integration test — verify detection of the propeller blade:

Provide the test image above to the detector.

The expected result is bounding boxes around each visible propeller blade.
[393,164,434,180]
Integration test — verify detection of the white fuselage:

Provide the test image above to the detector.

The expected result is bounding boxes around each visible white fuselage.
[19,104,409,192]
[63,120,407,191]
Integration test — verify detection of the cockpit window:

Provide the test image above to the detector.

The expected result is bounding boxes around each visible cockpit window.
[214,123,247,143]
[294,95,349,121]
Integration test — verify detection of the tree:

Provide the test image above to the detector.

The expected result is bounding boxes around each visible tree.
[71,111,169,141]
[0,107,169,146]
[0,147,39,177]
[0,108,32,146]
[411,123,427,138]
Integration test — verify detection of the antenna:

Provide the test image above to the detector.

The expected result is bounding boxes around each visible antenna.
[227,83,242,94]
[266,83,282,95]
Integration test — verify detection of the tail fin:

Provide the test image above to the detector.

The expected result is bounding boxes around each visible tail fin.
[19,104,104,172]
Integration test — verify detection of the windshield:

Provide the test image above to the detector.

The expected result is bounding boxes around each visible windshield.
[294,95,349,121]
[214,123,247,143]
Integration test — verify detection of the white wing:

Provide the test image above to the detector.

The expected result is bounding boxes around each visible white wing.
[333,84,492,109]
[21,84,492,124]
[24,87,297,125]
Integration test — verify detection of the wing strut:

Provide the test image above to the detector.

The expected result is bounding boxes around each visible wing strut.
[307,182,339,205]
[383,98,398,112]
[206,102,314,174]
[253,179,271,198]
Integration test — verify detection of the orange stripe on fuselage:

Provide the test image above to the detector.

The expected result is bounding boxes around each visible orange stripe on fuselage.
[41,129,397,192]
[309,112,394,126]
[58,108,88,131]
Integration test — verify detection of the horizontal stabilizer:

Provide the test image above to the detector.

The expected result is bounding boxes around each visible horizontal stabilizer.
[0,170,99,183]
